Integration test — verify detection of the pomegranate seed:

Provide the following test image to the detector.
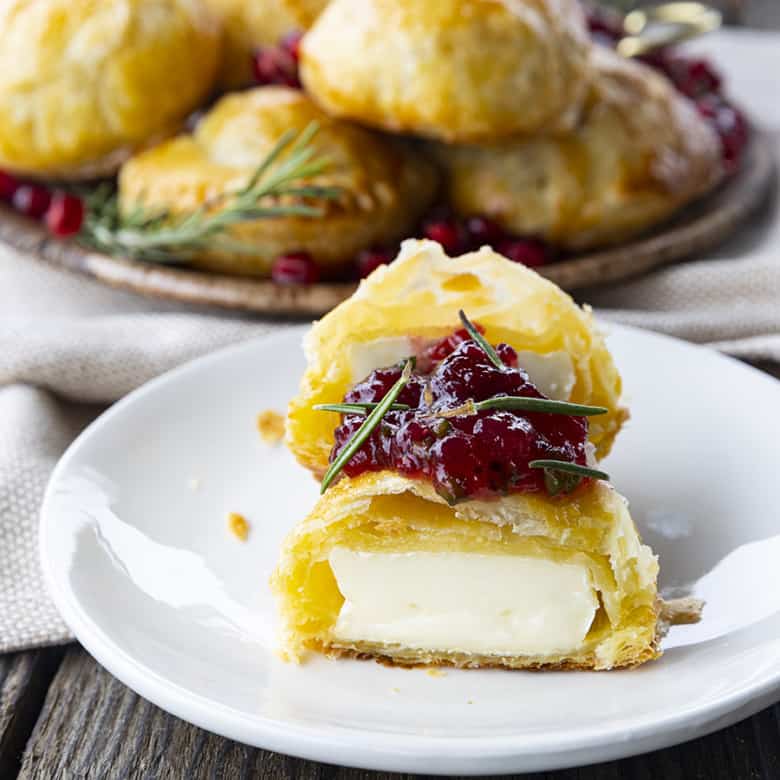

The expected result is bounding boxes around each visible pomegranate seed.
[585,5,624,43]
[465,215,504,247]
[281,31,304,61]
[497,238,549,268]
[356,248,393,278]
[252,47,300,88]
[665,56,722,99]
[0,171,19,202]
[271,251,320,285]
[423,217,466,254]
[45,193,85,237]
[698,96,748,173]
[13,184,51,219]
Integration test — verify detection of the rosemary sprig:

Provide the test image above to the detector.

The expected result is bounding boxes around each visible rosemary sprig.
[80,122,341,264]
[529,459,610,496]
[459,309,504,369]
[320,360,413,494]
[474,396,607,416]
[313,402,411,415]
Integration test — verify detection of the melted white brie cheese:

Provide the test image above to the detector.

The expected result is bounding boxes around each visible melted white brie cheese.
[349,338,575,401]
[329,549,598,655]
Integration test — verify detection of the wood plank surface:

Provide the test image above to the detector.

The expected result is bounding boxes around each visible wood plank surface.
[13,646,780,780]
[0,649,64,779]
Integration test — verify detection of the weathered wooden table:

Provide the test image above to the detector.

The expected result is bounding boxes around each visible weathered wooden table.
[3,3,780,778]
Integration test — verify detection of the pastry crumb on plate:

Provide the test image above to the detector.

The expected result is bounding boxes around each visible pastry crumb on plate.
[228,512,250,541]
[257,409,286,444]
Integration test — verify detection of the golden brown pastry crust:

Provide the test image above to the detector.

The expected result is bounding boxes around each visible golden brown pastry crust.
[0,0,221,180]
[118,87,438,276]
[271,472,661,670]
[203,0,328,87]
[300,0,592,142]
[433,47,724,249]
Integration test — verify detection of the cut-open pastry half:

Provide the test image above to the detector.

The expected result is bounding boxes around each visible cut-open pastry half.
[272,471,659,670]
[286,240,628,476]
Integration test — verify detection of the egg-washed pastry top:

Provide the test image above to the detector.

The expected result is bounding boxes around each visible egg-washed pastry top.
[203,0,328,87]
[287,240,627,475]
[0,0,221,179]
[272,327,659,670]
[432,47,724,250]
[300,0,592,142]
[118,87,437,277]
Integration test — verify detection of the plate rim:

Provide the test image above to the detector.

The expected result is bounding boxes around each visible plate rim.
[39,324,780,775]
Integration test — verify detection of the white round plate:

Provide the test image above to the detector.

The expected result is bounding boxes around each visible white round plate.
[40,324,780,775]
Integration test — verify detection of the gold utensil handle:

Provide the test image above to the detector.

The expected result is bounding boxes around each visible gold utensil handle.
[617,2,722,58]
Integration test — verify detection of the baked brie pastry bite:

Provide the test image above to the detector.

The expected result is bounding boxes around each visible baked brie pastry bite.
[432,47,724,250]
[272,321,660,670]
[300,0,592,142]
[118,87,437,277]
[0,0,221,180]
[287,240,627,477]
[203,0,328,87]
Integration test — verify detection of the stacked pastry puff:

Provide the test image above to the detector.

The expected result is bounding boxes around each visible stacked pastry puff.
[0,0,723,277]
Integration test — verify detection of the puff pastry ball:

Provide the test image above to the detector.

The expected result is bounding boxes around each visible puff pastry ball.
[299,0,592,142]
[203,0,328,87]
[0,0,221,180]
[432,48,724,250]
[118,87,438,277]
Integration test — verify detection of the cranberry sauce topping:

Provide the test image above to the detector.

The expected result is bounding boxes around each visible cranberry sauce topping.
[330,332,589,503]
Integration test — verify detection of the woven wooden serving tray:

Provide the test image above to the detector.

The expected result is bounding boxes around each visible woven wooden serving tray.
[0,129,774,317]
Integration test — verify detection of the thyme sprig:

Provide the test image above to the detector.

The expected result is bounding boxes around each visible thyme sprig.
[320,360,413,494]
[80,122,341,263]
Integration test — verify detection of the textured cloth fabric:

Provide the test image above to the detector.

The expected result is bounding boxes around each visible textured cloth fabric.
[1,31,779,653]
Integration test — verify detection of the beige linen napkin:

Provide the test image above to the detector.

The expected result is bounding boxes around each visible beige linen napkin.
[2,32,779,654]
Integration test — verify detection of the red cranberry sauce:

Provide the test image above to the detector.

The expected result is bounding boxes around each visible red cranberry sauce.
[330,331,589,503]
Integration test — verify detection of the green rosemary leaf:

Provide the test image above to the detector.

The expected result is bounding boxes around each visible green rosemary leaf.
[313,402,411,415]
[458,309,504,369]
[529,460,610,481]
[475,396,608,416]
[237,127,298,196]
[320,360,413,494]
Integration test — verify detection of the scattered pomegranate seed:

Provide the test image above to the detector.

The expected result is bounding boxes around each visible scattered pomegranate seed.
[356,248,393,278]
[585,5,624,43]
[271,251,320,285]
[663,56,722,99]
[252,46,300,88]
[697,95,749,173]
[0,171,19,202]
[281,30,304,61]
[497,238,549,268]
[13,184,51,219]
[45,193,85,237]
[422,217,466,254]
[465,215,504,247]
